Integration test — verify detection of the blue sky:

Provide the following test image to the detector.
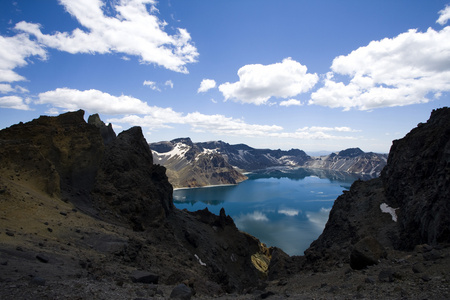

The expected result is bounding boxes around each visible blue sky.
[1,0,449,153]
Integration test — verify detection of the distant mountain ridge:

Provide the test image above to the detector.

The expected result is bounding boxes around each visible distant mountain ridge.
[151,138,248,188]
[150,139,388,188]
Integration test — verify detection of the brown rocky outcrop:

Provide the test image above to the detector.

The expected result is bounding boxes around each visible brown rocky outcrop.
[0,110,103,198]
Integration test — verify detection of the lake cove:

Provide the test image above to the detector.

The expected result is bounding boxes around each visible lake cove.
[174,168,366,256]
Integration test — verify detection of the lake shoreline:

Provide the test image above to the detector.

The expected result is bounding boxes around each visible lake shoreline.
[173,168,360,255]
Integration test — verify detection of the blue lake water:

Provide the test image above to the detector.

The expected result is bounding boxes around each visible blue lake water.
[173,168,362,256]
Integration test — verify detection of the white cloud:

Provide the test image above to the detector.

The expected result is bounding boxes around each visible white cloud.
[143,80,160,91]
[197,79,216,93]
[184,111,283,136]
[37,88,155,114]
[218,58,318,105]
[15,0,198,73]
[0,84,29,94]
[310,26,450,110]
[437,5,450,25]
[0,84,14,93]
[107,108,184,130]
[279,99,302,107]
[0,95,31,110]
[35,87,361,141]
[278,209,299,217]
[301,126,359,133]
[165,80,174,88]
[274,126,358,140]
[110,110,359,140]
[0,33,47,83]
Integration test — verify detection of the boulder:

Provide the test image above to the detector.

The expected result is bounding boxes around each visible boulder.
[130,270,159,284]
[350,236,387,270]
[170,284,192,299]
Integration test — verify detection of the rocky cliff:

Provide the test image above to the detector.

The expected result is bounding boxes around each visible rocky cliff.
[151,139,387,188]
[305,107,450,269]
[1,108,449,299]
[303,147,387,177]
[151,138,248,188]
[0,110,270,298]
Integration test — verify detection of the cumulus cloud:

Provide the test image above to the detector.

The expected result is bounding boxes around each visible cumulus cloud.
[111,110,359,140]
[0,84,15,94]
[301,126,359,133]
[219,58,318,105]
[0,96,31,110]
[274,126,359,140]
[37,88,156,114]
[0,33,47,83]
[310,26,450,110]
[143,80,161,91]
[107,108,184,130]
[35,87,361,140]
[437,5,450,25]
[197,79,216,93]
[109,109,284,136]
[0,84,29,94]
[279,99,302,107]
[185,112,283,136]
[15,0,198,73]
[165,80,174,88]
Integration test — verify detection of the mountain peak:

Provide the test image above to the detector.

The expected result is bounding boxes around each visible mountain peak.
[171,137,194,147]
[337,147,364,157]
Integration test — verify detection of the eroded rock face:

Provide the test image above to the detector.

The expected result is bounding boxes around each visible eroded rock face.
[0,110,269,294]
[92,126,173,228]
[87,113,116,145]
[381,108,450,249]
[0,110,104,198]
[305,107,450,268]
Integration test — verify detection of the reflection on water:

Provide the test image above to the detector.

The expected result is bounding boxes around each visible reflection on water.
[173,168,365,255]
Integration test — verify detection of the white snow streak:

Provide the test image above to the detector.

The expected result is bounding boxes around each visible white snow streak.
[380,203,398,222]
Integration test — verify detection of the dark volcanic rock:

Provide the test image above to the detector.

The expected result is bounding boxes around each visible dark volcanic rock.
[151,138,247,188]
[0,110,103,198]
[152,138,387,188]
[381,108,450,249]
[350,236,387,270]
[92,126,173,227]
[87,113,116,145]
[305,107,450,267]
[170,283,192,299]
[0,110,270,295]
[337,147,364,157]
[130,270,159,284]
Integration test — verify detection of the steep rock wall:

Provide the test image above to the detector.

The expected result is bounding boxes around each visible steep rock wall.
[305,107,450,268]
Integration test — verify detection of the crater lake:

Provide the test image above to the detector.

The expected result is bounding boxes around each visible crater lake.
[173,168,369,255]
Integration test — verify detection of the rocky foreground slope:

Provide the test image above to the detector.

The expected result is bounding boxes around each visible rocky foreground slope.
[0,107,449,299]
[151,139,387,188]
[0,110,270,298]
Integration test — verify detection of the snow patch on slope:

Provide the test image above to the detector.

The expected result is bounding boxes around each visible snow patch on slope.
[380,203,398,222]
